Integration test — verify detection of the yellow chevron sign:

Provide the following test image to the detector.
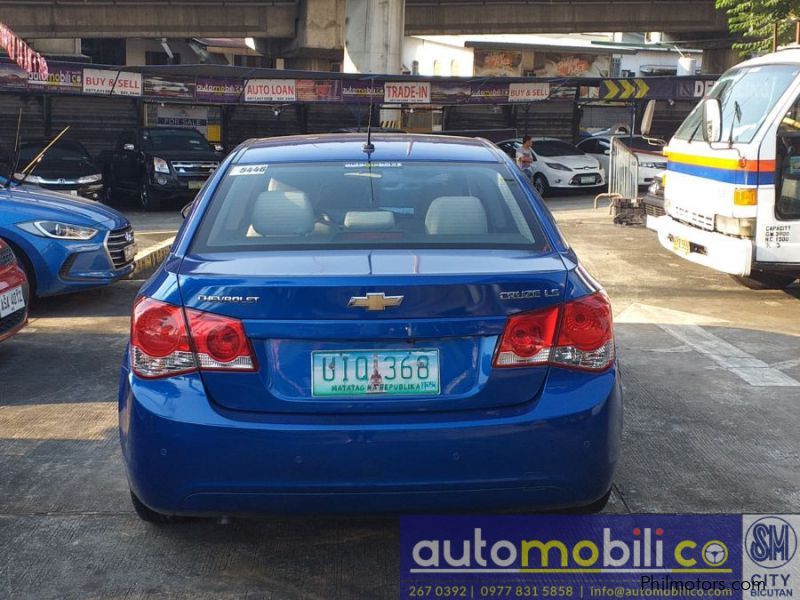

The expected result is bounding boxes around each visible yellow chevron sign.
[603,78,650,100]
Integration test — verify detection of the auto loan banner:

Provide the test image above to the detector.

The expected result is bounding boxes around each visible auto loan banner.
[401,514,799,600]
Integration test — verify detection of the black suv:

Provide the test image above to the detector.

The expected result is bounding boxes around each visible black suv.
[99,128,222,211]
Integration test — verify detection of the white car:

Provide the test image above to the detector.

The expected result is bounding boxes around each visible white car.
[576,135,667,187]
[497,138,605,197]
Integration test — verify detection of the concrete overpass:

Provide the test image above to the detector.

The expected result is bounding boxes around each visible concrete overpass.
[3,0,727,38]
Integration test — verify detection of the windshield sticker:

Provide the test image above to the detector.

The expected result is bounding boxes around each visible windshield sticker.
[229,165,268,176]
[344,161,403,168]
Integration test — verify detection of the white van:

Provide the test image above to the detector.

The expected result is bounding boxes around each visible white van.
[650,50,800,289]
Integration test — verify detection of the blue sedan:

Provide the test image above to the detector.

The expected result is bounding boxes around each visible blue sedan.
[0,179,136,297]
[119,134,622,521]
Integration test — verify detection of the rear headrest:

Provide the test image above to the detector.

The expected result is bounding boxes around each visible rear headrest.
[425,196,488,235]
[344,211,396,231]
[251,191,314,236]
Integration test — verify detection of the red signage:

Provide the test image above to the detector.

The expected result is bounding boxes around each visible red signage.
[0,22,48,78]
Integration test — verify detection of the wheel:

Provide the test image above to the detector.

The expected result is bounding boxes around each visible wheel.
[731,272,797,290]
[138,180,161,211]
[129,489,186,524]
[533,174,550,197]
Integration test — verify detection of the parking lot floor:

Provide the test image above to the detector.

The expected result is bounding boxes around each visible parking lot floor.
[0,197,798,599]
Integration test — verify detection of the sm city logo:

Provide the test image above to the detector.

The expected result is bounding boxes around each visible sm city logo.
[410,527,731,573]
[745,517,798,569]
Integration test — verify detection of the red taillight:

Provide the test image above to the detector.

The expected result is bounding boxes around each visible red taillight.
[495,306,559,367]
[130,297,256,378]
[186,308,257,371]
[494,292,614,371]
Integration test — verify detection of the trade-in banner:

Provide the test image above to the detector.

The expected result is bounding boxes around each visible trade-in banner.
[401,514,799,600]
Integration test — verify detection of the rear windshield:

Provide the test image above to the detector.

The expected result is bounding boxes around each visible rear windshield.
[191,160,548,252]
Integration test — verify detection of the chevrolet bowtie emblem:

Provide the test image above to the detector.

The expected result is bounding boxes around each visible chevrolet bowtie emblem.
[348,293,404,311]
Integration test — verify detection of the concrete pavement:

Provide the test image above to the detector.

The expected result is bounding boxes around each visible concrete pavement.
[0,198,798,599]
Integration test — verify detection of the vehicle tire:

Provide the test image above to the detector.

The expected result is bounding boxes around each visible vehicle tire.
[533,174,550,197]
[129,490,186,524]
[2,240,36,299]
[731,272,797,290]
[138,181,161,211]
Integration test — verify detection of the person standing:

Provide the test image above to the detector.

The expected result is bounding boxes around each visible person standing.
[516,135,534,179]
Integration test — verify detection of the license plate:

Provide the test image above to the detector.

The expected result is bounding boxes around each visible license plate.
[673,236,691,256]
[188,180,204,190]
[580,175,596,184]
[0,286,25,319]
[123,244,136,262]
[311,349,440,397]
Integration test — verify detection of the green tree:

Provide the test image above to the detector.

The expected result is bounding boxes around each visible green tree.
[716,0,800,54]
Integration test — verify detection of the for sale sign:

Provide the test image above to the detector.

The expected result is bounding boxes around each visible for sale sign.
[82,69,142,96]
[508,82,550,102]
[244,79,296,102]
[384,82,430,104]
[0,22,48,78]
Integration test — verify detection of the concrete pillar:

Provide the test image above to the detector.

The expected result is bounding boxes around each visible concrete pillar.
[344,0,405,74]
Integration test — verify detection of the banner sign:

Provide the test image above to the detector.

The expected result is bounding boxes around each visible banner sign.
[244,79,296,102]
[0,22,48,78]
[342,81,384,102]
[508,82,550,102]
[601,78,718,101]
[384,81,430,104]
[156,105,209,136]
[195,76,244,103]
[143,75,195,100]
[28,66,82,92]
[401,514,799,600]
[296,79,342,102]
[0,63,30,89]
[0,59,719,106]
[83,68,142,96]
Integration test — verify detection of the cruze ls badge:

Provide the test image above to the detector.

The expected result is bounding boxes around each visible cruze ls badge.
[348,293,404,311]
[499,289,560,300]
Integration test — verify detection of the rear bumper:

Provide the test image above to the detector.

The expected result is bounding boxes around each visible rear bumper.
[119,361,622,515]
[652,215,754,276]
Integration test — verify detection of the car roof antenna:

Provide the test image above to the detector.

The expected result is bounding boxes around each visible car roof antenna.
[17,126,71,188]
[4,109,23,189]
[363,77,375,156]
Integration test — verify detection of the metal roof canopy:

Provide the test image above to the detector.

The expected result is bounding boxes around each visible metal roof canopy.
[0,58,718,104]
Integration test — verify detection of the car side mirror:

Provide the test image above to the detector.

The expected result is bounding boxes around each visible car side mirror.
[603,149,610,155]
[180,201,194,219]
[213,144,224,153]
[123,143,136,152]
[702,98,722,143]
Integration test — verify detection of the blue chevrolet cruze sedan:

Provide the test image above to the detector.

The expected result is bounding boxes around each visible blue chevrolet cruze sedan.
[119,134,622,521]
[0,179,136,297]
